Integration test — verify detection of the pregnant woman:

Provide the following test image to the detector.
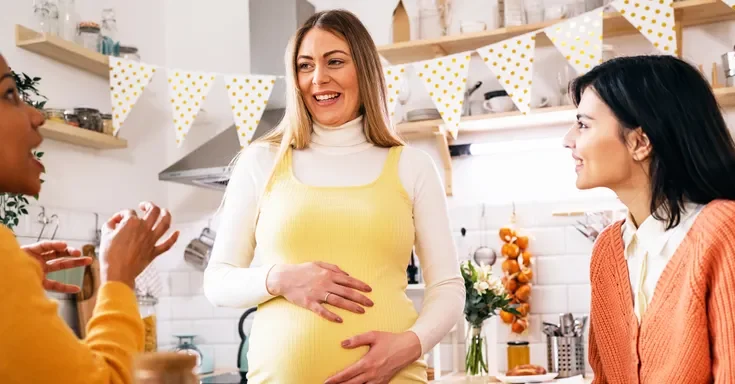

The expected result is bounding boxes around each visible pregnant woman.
[203,9,464,384]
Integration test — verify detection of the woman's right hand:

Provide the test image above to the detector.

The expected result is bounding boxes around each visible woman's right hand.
[266,261,374,323]
[99,202,180,289]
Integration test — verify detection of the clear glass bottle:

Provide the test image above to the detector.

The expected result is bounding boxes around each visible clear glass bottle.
[138,294,159,353]
[100,8,120,57]
[120,46,142,61]
[33,0,59,35]
[57,0,79,42]
[134,352,198,384]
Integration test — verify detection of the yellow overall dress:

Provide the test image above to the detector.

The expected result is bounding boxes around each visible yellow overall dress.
[247,146,428,383]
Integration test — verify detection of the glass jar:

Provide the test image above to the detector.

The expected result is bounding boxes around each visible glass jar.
[120,46,141,61]
[74,108,102,132]
[63,110,80,127]
[45,108,66,123]
[77,22,101,52]
[138,295,158,353]
[172,335,203,373]
[33,0,59,35]
[507,341,530,371]
[101,113,114,135]
[100,9,120,57]
[57,0,79,42]
[134,352,198,384]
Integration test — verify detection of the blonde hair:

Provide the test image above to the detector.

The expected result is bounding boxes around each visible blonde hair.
[218,10,404,219]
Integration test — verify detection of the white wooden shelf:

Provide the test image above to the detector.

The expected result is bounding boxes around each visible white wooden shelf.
[15,24,110,78]
[40,121,128,150]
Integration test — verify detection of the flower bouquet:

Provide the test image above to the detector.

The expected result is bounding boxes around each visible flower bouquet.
[461,260,519,376]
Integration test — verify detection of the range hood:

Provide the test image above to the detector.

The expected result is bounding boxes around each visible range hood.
[158,0,314,190]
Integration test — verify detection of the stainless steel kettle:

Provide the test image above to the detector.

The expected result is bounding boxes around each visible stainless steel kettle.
[184,227,216,271]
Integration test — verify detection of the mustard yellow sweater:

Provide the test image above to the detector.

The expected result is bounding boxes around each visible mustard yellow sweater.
[0,225,144,384]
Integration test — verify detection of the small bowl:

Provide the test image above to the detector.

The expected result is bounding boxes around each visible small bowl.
[460,21,487,34]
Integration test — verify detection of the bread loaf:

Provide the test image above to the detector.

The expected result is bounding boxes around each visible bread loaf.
[506,364,546,376]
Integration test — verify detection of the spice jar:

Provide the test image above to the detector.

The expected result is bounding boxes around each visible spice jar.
[138,294,158,353]
[101,113,114,135]
[120,45,141,61]
[45,108,66,124]
[77,21,101,52]
[63,110,80,127]
[74,108,102,132]
[507,341,530,371]
[134,352,198,384]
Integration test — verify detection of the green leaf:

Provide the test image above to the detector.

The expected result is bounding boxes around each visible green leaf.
[35,152,44,158]
[20,208,28,215]
[6,201,15,207]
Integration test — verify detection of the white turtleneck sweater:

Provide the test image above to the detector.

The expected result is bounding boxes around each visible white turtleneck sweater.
[203,116,465,354]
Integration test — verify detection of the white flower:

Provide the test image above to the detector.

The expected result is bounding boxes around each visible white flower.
[474,281,490,294]
[480,264,493,279]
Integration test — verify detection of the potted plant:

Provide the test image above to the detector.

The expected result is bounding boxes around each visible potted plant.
[461,260,519,376]
[0,71,46,232]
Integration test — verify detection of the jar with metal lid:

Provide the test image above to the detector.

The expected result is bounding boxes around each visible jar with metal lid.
[77,21,101,52]
[74,107,102,132]
[101,113,114,135]
[63,110,80,127]
[134,352,198,384]
[138,295,158,353]
[45,108,66,124]
[507,340,530,371]
[120,46,141,61]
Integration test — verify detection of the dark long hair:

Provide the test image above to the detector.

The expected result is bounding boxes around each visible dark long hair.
[570,55,735,230]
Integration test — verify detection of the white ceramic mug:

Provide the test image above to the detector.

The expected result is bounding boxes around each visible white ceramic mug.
[483,96,515,113]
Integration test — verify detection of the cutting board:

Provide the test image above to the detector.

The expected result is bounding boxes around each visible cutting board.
[76,244,100,338]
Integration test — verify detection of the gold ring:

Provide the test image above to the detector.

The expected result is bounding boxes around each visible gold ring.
[324,292,332,303]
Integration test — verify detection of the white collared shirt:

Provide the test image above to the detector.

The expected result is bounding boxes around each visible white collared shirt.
[622,202,705,322]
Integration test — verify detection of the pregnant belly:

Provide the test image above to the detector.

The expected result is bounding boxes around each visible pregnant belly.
[246,289,420,383]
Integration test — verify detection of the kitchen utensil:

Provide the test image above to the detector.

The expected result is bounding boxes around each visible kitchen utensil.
[238,307,258,381]
[172,334,211,374]
[560,313,575,336]
[463,81,483,116]
[76,244,100,338]
[547,335,585,378]
[573,315,587,337]
[722,46,735,77]
[474,203,498,265]
[543,322,561,336]
[184,227,216,271]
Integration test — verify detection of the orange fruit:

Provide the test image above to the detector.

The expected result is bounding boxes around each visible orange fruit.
[517,268,533,284]
[499,227,516,242]
[511,318,528,333]
[502,243,521,258]
[515,284,531,302]
[500,310,515,324]
[516,235,529,249]
[517,302,530,317]
[521,251,532,266]
[502,259,520,275]
[505,277,519,293]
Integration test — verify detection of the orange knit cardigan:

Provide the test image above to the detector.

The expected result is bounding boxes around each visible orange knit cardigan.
[588,199,735,384]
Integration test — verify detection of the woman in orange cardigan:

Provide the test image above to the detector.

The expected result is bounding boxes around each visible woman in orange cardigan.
[563,55,735,383]
[0,53,180,383]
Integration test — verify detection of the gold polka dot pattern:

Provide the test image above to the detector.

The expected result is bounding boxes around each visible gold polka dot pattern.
[109,57,157,136]
[612,0,678,55]
[383,64,407,125]
[224,75,277,149]
[476,32,538,114]
[544,11,604,75]
[412,53,472,139]
[167,69,217,147]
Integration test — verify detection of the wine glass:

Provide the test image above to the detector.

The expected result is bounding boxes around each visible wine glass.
[397,75,412,123]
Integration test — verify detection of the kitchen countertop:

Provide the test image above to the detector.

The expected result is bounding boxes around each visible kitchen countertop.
[430,374,593,383]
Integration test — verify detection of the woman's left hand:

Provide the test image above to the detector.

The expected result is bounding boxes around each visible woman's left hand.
[324,331,422,384]
[22,241,92,293]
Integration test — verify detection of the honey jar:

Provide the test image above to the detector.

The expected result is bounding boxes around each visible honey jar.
[507,341,530,371]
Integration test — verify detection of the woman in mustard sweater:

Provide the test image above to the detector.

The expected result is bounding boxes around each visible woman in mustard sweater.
[0,53,180,384]
[204,9,464,384]
[562,55,735,383]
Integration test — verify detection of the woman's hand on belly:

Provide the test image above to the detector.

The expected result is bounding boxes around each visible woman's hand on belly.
[265,261,374,323]
[324,331,422,384]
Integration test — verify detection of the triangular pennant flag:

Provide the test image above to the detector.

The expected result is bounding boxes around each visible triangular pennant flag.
[722,0,734,10]
[224,74,277,148]
[476,32,537,114]
[544,10,604,75]
[412,53,471,139]
[612,0,677,55]
[167,69,217,147]
[383,64,406,124]
[109,57,157,136]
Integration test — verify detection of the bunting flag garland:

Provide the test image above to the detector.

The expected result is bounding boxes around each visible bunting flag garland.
[476,31,538,114]
[412,53,472,139]
[167,69,217,147]
[224,74,277,148]
[612,0,678,55]
[383,64,407,124]
[544,10,604,75]
[722,0,734,10]
[109,57,157,136]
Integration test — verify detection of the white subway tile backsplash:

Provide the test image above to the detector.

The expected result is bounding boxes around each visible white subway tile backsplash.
[564,226,595,254]
[567,284,591,313]
[214,345,240,370]
[192,319,238,344]
[526,228,566,256]
[190,271,204,295]
[530,285,568,314]
[535,255,591,285]
[157,296,173,320]
[169,272,191,296]
[213,305,249,319]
